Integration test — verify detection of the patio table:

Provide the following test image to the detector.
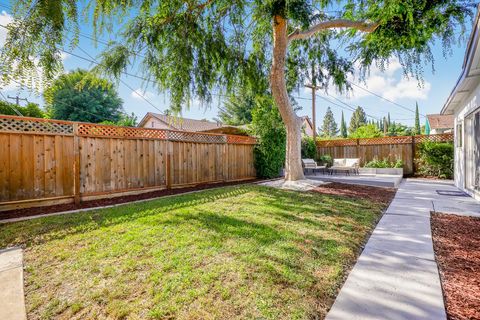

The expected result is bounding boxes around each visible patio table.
[329,167,354,175]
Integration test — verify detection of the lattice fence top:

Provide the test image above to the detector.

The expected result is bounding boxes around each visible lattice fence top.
[78,123,168,139]
[317,139,357,147]
[0,115,254,144]
[359,135,413,145]
[226,135,257,145]
[0,115,73,135]
[167,130,227,143]
[414,133,454,143]
[316,133,454,147]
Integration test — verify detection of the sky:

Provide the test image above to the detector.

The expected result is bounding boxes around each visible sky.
[0,1,472,128]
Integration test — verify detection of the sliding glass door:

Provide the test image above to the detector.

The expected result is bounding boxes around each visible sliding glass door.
[465,110,480,192]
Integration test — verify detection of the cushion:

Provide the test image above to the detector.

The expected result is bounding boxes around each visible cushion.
[345,158,359,167]
[333,159,345,166]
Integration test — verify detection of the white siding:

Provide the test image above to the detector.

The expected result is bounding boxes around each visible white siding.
[452,81,480,198]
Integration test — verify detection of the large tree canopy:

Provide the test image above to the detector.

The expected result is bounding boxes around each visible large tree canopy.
[0,0,475,180]
[44,69,124,123]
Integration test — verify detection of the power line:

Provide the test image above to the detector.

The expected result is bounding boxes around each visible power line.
[0,90,23,116]
[64,34,164,114]
[347,80,426,118]
[324,93,380,120]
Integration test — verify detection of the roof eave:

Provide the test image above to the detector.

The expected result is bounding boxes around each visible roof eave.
[441,4,480,115]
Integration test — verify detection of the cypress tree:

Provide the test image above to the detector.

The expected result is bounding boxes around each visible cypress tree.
[349,106,367,134]
[340,111,347,138]
[322,107,338,137]
[414,102,421,135]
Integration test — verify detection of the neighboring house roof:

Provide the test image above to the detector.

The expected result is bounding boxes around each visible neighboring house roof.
[301,116,313,129]
[442,4,480,114]
[426,114,454,130]
[138,112,224,132]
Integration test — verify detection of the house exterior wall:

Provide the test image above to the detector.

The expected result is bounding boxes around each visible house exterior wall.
[452,81,480,199]
[302,120,314,138]
[141,117,171,130]
[430,128,453,135]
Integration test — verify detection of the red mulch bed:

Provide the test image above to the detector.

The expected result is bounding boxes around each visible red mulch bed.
[0,179,260,221]
[431,212,480,320]
[312,182,397,205]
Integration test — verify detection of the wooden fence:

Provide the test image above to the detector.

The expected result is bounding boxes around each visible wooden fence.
[316,133,454,175]
[0,115,256,211]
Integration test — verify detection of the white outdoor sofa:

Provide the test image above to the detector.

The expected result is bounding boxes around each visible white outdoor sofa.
[329,158,360,175]
[302,159,326,175]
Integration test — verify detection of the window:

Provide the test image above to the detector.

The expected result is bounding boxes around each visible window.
[151,121,155,128]
[456,122,463,147]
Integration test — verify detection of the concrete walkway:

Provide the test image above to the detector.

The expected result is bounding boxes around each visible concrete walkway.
[326,179,480,320]
[0,247,26,320]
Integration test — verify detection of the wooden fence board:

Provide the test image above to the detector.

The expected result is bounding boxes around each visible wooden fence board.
[0,116,256,210]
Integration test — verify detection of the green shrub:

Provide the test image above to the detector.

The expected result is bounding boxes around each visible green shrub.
[317,154,333,167]
[251,96,286,178]
[365,157,403,168]
[0,101,45,118]
[415,142,454,179]
[301,137,316,159]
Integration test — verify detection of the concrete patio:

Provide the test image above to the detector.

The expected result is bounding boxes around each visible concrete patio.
[326,178,480,320]
[306,173,403,188]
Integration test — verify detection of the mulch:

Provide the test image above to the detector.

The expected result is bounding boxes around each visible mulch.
[0,179,261,221]
[431,212,480,320]
[311,182,397,205]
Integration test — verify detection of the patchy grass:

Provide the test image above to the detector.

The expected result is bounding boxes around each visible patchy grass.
[0,185,391,319]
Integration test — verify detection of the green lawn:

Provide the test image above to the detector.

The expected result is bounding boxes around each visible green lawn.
[0,185,389,319]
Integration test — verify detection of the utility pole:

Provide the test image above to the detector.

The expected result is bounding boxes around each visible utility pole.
[305,83,322,142]
[7,95,28,106]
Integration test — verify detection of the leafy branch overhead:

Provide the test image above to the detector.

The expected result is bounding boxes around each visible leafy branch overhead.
[0,1,475,112]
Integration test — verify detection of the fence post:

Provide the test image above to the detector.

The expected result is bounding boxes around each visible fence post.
[165,140,172,189]
[411,135,415,175]
[356,139,360,162]
[73,123,81,205]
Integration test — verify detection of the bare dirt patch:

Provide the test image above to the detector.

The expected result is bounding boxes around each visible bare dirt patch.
[0,179,260,221]
[431,212,480,320]
[311,182,396,205]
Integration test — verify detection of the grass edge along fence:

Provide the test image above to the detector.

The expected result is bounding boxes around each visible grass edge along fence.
[0,115,256,211]
[316,133,454,176]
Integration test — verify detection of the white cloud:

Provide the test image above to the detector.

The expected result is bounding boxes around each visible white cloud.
[0,11,13,47]
[131,89,155,100]
[383,77,431,101]
[329,57,431,102]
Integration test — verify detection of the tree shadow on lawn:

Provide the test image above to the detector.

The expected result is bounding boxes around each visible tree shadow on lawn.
[0,185,381,260]
[0,186,252,247]
[0,185,387,319]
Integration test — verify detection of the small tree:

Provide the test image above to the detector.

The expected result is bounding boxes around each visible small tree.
[349,106,367,135]
[218,88,256,125]
[44,69,123,123]
[350,124,383,138]
[414,102,421,135]
[0,101,45,118]
[321,107,338,137]
[340,111,347,138]
[251,95,286,179]
[101,112,138,127]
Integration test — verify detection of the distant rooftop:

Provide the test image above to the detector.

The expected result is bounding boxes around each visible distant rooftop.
[427,114,454,129]
[139,112,224,132]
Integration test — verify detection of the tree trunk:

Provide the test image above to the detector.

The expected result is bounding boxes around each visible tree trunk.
[270,15,305,181]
